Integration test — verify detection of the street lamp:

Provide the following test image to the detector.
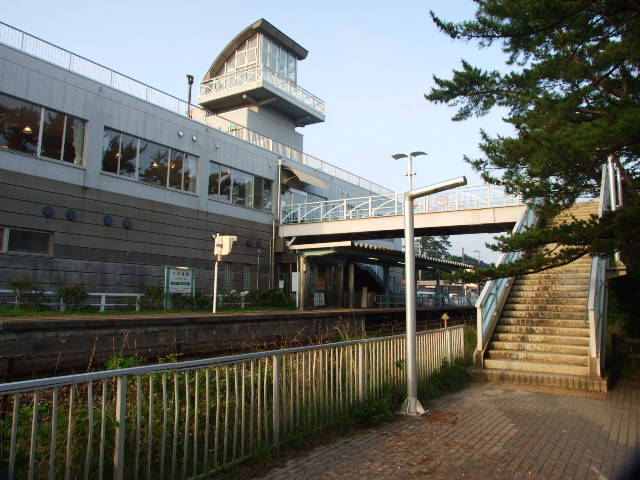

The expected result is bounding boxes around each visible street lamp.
[399,176,467,416]
[392,151,427,192]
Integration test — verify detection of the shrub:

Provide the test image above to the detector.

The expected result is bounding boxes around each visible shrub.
[140,285,165,310]
[169,293,193,310]
[8,278,45,310]
[106,354,144,370]
[57,283,89,311]
[247,288,296,309]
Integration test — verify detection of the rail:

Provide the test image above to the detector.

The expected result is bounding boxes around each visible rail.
[199,65,325,115]
[281,184,524,224]
[474,205,538,360]
[0,326,465,479]
[586,157,622,377]
[0,21,391,196]
[0,289,143,312]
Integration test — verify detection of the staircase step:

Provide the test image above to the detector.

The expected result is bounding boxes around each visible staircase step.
[471,369,608,392]
[498,317,586,328]
[495,325,589,336]
[489,341,589,355]
[507,291,588,301]
[502,303,587,313]
[499,311,586,321]
[483,358,588,376]
[491,333,590,346]
[516,276,590,284]
[486,349,588,365]
[504,296,587,306]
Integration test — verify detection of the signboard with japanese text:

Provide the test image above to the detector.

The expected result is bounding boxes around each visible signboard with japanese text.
[164,266,196,295]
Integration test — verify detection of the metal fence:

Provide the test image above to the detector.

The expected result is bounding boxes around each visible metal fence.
[0,326,465,479]
[281,185,524,224]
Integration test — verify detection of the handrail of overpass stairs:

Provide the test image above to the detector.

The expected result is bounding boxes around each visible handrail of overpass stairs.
[586,157,622,377]
[474,205,538,365]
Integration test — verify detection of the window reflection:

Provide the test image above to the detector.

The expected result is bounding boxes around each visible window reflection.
[232,169,253,207]
[183,154,198,193]
[102,129,120,174]
[138,140,169,187]
[168,150,184,190]
[0,93,41,155]
[118,134,137,177]
[0,92,85,164]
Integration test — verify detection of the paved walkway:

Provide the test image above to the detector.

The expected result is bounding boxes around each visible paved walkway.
[251,380,640,480]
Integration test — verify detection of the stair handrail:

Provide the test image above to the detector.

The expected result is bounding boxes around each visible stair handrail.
[586,157,622,377]
[474,205,538,364]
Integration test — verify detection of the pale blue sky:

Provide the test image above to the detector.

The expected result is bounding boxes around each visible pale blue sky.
[3,0,513,263]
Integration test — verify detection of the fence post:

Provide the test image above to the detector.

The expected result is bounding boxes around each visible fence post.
[114,375,127,480]
[358,343,366,402]
[272,355,280,449]
[100,294,107,313]
[446,328,453,363]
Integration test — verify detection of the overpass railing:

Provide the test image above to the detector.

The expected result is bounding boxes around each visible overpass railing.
[281,185,523,224]
[587,157,622,377]
[0,326,464,479]
[474,205,538,360]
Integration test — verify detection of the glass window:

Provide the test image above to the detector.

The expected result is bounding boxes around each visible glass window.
[168,149,184,190]
[63,117,85,165]
[262,37,271,68]
[278,51,287,78]
[243,264,250,291]
[138,140,168,186]
[208,162,220,197]
[0,92,41,155]
[219,167,231,202]
[40,109,65,160]
[271,44,279,73]
[254,177,273,212]
[183,154,198,193]
[232,169,253,207]
[288,55,296,82]
[102,128,120,174]
[118,133,138,177]
[223,263,231,294]
[7,228,51,255]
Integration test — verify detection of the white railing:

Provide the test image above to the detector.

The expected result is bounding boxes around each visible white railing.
[0,289,143,312]
[586,158,622,376]
[200,65,325,115]
[474,206,538,359]
[0,21,391,196]
[281,185,524,224]
[0,326,465,479]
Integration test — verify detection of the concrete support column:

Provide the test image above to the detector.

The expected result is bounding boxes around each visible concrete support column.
[299,256,307,311]
[383,265,391,308]
[337,264,344,308]
[348,263,355,309]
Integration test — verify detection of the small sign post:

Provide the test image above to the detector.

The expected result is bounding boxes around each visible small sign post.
[163,266,196,309]
[212,233,237,313]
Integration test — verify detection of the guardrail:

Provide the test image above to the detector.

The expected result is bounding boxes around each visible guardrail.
[0,289,144,312]
[474,205,538,359]
[200,65,325,115]
[0,21,391,197]
[281,184,524,224]
[586,157,622,377]
[0,326,465,479]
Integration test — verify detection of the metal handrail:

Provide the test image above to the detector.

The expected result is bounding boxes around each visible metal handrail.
[200,65,325,115]
[0,21,391,196]
[281,185,524,224]
[0,326,465,479]
[474,205,538,356]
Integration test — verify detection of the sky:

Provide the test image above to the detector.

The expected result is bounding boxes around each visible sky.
[2,0,514,263]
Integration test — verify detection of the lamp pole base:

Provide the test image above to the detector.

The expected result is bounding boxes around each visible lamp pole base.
[398,396,427,416]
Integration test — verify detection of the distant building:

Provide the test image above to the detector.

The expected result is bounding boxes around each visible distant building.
[0,19,398,308]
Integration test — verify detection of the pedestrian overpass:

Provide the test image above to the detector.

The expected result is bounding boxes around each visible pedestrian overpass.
[278,184,526,245]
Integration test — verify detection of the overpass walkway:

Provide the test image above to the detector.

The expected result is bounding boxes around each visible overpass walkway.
[279,184,526,244]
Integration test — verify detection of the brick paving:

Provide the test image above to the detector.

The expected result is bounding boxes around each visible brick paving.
[251,380,640,480]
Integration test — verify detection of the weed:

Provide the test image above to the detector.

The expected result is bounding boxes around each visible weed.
[105,354,144,370]
[57,283,89,311]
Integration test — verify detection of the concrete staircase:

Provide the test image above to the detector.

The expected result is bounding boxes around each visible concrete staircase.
[478,202,608,391]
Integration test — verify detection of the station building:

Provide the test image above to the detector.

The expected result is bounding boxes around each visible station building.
[0,19,414,308]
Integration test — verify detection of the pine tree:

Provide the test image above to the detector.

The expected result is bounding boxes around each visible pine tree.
[426,0,640,282]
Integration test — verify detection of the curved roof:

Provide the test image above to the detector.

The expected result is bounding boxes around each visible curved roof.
[203,19,309,82]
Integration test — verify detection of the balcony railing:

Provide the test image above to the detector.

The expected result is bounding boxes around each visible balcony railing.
[0,21,391,196]
[199,65,325,115]
[0,326,465,479]
[281,185,524,224]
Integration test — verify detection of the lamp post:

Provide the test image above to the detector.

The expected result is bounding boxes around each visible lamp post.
[392,151,427,192]
[399,176,467,415]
